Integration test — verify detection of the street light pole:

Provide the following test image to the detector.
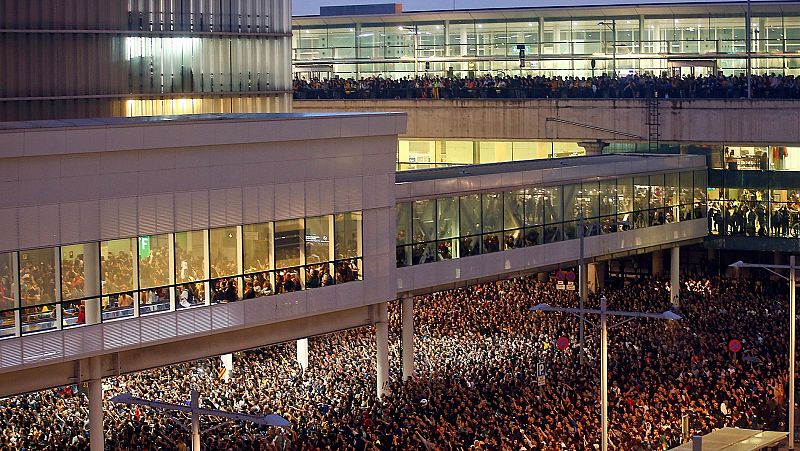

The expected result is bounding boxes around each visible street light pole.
[791,255,796,448]
[730,258,796,448]
[600,295,609,451]
[531,302,680,451]
[579,215,586,365]
[746,0,752,99]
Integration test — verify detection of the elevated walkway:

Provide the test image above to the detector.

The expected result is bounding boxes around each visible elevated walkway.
[295,99,800,145]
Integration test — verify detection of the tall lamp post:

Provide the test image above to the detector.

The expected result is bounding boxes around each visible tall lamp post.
[531,297,681,451]
[598,20,617,77]
[730,256,796,448]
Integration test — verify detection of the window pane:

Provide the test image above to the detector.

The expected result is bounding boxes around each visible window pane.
[437,197,459,239]
[19,248,57,307]
[396,203,412,245]
[101,239,136,295]
[543,186,562,224]
[61,243,100,301]
[334,212,362,260]
[634,176,650,228]
[460,194,482,236]
[276,267,303,292]
[504,189,525,230]
[412,200,436,243]
[525,188,545,226]
[0,252,18,312]
[599,180,617,217]
[175,230,208,284]
[210,227,240,278]
[243,223,273,273]
[482,192,503,232]
[306,215,334,264]
[275,219,304,269]
[563,184,580,221]
[138,235,171,289]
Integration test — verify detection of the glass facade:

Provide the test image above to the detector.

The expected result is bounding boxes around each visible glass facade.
[293,8,800,78]
[396,170,705,267]
[398,139,585,169]
[708,187,800,238]
[0,212,363,338]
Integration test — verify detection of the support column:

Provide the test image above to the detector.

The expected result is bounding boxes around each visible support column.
[88,357,104,451]
[670,247,680,307]
[296,338,309,372]
[375,302,389,398]
[84,243,101,325]
[588,261,607,293]
[652,250,664,276]
[401,295,414,381]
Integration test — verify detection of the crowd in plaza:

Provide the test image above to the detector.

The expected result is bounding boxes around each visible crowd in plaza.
[0,272,792,450]
[293,72,800,100]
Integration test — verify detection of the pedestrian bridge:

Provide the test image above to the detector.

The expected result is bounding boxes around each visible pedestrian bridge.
[295,99,800,145]
[0,150,706,397]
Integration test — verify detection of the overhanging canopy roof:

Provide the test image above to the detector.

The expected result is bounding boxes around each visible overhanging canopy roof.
[668,428,787,451]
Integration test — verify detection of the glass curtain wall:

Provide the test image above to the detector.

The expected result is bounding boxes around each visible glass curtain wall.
[0,211,364,339]
[396,171,702,267]
[293,9,800,78]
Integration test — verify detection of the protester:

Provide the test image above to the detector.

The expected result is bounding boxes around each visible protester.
[294,73,800,101]
[0,273,791,450]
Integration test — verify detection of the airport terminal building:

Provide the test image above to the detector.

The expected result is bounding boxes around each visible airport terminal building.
[292,1,800,79]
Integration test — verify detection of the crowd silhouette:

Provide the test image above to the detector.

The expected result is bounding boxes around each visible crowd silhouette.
[294,73,800,100]
[0,273,793,450]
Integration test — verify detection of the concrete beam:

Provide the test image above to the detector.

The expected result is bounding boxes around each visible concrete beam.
[295,99,800,145]
[0,305,375,398]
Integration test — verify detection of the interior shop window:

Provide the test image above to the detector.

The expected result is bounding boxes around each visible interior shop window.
[175,230,208,284]
[210,227,240,278]
[274,219,304,269]
[243,223,273,274]
[101,239,136,295]
[137,234,171,289]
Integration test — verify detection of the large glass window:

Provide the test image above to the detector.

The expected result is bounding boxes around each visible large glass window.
[335,212,362,261]
[306,215,334,264]
[1,252,18,313]
[633,176,650,229]
[396,202,412,267]
[101,239,136,295]
[175,230,208,284]
[137,235,171,289]
[664,173,680,224]
[482,192,503,232]
[19,248,57,308]
[243,223,273,273]
[210,227,240,278]
[60,243,100,301]
[617,178,634,230]
[274,219,304,269]
[599,180,617,234]
[504,189,525,249]
[412,200,437,243]
[460,194,482,256]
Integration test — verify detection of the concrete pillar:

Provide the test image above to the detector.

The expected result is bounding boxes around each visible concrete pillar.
[401,295,414,381]
[671,246,680,307]
[84,242,101,325]
[88,357,104,451]
[190,390,201,451]
[220,353,233,382]
[652,250,664,276]
[296,338,309,372]
[578,140,609,156]
[375,302,390,398]
[588,261,607,293]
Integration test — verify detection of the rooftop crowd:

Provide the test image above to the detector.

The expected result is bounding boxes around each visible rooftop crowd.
[294,73,800,100]
[0,271,792,450]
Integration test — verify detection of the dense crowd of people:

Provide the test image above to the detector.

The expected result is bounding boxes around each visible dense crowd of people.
[294,73,800,100]
[0,272,793,450]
